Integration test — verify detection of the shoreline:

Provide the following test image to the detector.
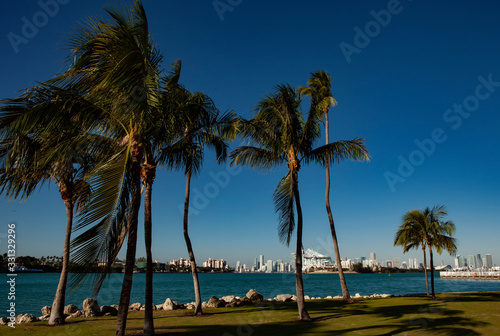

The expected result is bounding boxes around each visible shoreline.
[5,289,500,324]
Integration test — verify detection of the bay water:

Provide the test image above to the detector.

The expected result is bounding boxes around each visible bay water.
[2,272,499,316]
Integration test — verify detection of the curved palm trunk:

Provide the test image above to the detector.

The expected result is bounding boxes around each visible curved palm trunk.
[422,244,429,295]
[48,191,73,326]
[324,110,352,303]
[184,168,203,315]
[429,245,436,300]
[293,179,312,321]
[116,158,142,336]
[143,171,155,335]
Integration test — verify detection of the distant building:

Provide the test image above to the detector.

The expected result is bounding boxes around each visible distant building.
[467,255,477,269]
[486,254,493,268]
[370,253,376,261]
[476,254,483,268]
[385,260,393,268]
[259,255,264,271]
[457,255,466,268]
[170,257,191,268]
[202,258,228,270]
[393,257,401,268]
[401,261,408,269]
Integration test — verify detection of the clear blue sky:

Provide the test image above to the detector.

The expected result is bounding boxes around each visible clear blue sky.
[1,0,499,268]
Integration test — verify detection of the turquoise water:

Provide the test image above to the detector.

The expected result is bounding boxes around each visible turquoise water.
[2,272,499,316]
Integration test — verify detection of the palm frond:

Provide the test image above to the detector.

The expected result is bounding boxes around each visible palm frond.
[273,171,295,246]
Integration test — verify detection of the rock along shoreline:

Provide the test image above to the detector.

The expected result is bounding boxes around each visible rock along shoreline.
[0,289,396,326]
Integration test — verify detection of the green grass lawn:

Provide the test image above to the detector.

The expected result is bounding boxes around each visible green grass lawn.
[3,292,500,335]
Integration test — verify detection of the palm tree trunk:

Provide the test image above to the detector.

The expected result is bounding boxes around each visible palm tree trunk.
[429,245,435,300]
[422,244,429,295]
[324,110,352,303]
[293,179,312,321]
[48,197,73,326]
[116,159,142,336]
[184,168,203,316]
[143,177,155,335]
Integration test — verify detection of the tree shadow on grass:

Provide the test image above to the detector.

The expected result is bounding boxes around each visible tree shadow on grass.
[124,297,492,335]
[440,292,500,303]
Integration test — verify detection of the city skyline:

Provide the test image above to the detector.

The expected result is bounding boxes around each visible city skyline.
[1,1,499,269]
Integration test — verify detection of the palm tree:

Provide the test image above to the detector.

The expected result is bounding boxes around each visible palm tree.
[0,85,104,325]
[396,205,457,299]
[57,1,163,334]
[422,205,457,299]
[230,84,368,321]
[394,211,430,295]
[158,60,238,315]
[297,70,353,303]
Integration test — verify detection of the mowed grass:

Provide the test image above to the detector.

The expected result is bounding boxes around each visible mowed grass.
[3,292,500,335]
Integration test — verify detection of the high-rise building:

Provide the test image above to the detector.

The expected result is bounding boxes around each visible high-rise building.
[385,260,393,268]
[393,257,401,268]
[266,260,273,273]
[468,255,477,269]
[401,261,408,269]
[370,252,376,261]
[486,254,493,268]
[476,254,483,268]
[254,258,257,269]
[457,255,466,268]
[409,258,414,269]
[259,255,264,271]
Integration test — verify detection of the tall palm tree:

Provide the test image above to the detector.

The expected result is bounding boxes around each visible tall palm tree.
[0,86,105,325]
[394,212,430,295]
[297,70,353,303]
[396,205,457,299]
[230,84,368,321]
[423,205,457,299]
[158,60,238,315]
[58,1,163,334]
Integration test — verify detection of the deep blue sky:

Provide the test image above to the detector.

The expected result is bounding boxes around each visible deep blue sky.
[1,1,499,268]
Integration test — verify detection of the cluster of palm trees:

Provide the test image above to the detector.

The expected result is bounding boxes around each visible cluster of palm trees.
[0,1,369,334]
[394,205,458,300]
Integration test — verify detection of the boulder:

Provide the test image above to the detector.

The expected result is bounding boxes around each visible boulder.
[221,295,236,303]
[83,298,100,317]
[239,297,251,305]
[41,306,51,316]
[155,304,163,310]
[326,296,333,299]
[101,305,118,316]
[69,310,83,319]
[129,302,142,311]
[64,304,80,315]
[201,302,208,309]
[246,289,264,303]
[163,298,174,310]
[276,294,293,302]
[354,293,361,298]
[0,317,9,325]
[304,295,311,300]
[291,295,297,301]
[15,314,38,323]
[39,315,50,321]
[207,296,225,308]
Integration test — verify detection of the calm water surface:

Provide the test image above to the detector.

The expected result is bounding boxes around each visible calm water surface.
[2,272,499,316]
